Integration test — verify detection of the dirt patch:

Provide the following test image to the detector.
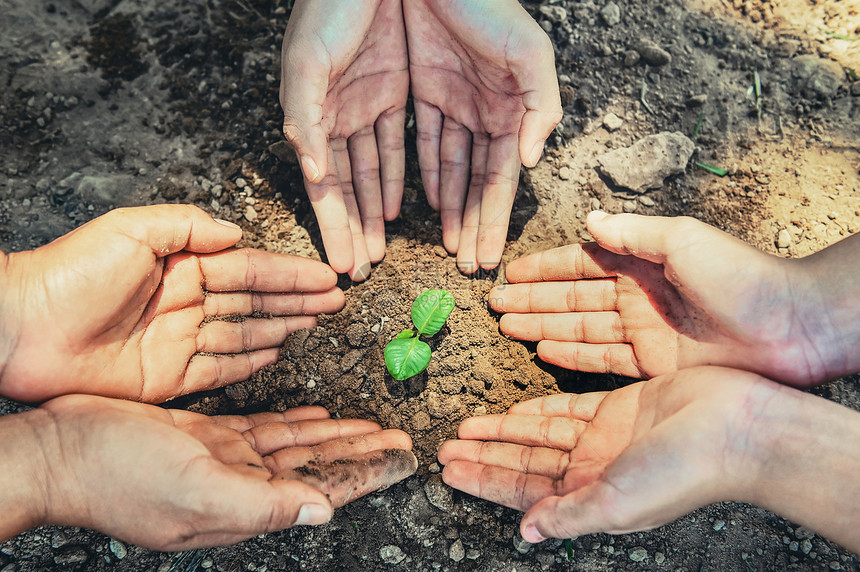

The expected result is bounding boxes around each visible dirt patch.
[1,0,859,570]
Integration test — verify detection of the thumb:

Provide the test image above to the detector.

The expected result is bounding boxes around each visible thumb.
[520,483,618,542]
[99,205,243,257]
[257,479,334,531]
[585,211,684,265]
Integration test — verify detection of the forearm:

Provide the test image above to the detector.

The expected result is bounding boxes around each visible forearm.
[0,251,13,379]
[0,408,52,542]
[741,382,860,552]
[793,232,860,380]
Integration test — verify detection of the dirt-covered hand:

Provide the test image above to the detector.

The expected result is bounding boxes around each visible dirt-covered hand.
[0,204,345,403]
[280,0,409,282]
[403,0,562,273]
[25,395,416,550]
[489,211,852,387]
[438,367,776,542]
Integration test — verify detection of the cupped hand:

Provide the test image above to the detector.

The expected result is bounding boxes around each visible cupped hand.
[0,205,345,403]
[34,395,416,550]
[403,0,562,273]
[280,0,409,281]
[489,211,828,387]
[438,366,774,542]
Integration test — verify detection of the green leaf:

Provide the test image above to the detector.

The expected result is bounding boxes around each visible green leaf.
[695,162,728,177]
[395,329,415,340]
[411,289,455,336]
[384,337,431,380]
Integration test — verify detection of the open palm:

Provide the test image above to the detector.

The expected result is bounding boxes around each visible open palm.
[438,367,766,541]
[0,205,344,403]
[280,0,409,281]
[490,212,826,387]
[403,0,562,273]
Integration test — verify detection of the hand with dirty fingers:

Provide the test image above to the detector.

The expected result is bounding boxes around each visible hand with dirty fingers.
[438,366,860,552]
[489,211,860,387]
[0,204,345,403]
[0,395,416,549]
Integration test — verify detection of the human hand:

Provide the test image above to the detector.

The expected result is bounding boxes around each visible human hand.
[18,395,415,550]
[0,205,344,403]
[438,367,778,542]
[403,0,562,273]
[280,0,409,281]
[489,211,840,387]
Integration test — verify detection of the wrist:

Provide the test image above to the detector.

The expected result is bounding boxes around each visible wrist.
[0,408,55,541]
[0,251,17,382]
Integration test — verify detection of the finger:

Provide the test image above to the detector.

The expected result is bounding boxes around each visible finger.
[488,280,618,314]
[513,37,562,167]
[536,340,644,378]
[348,126,386,262]
[244,418,384,455]
[507,392,609,420]
[203,288,345,317]
[500,312,624,344]
[437,440,568,478]
[456,133,489,274]
[456,414,586,451]
[179,349,281,397]
[277,448,418,508]
[98,205,242,257]
[376,107,406,221]
[585,211,682,264]
[503,243,618,283]
[196,317,317,354]
[414,100,443,210]
[332,137,373,281]
[265,429,413,473]
[199,249,338,293]
[438,117,472,254]
[210,407,332,432]
[476,133,521,270]
[441,460,556,512]
[304,142,354,273]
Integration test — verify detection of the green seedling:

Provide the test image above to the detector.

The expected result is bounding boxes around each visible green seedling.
[564,539,574,561]
[695,161,728,177]
[824,30,860,41]
[693,109,705,137]
[384,289,455,380]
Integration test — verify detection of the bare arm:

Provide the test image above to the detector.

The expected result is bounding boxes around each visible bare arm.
[0,408,49,541]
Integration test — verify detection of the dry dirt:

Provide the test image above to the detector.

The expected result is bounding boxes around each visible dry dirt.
[1,0,860,570]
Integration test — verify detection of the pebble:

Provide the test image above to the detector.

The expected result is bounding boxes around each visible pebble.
[53,547,88,566]
[636,41,672,66]
[512,533,532,554]
[433,245,448,258]
[340,349,362,372]
[622,200,637,213]
[428,462,441,474]
[473,405,488,416]
[800,539,812,554]
[558,166,571,180]
[777,229,791,248]
[244,205,258,222]
[589,197,602,211]
[380,545,406,565]
[596,132,694,192]
[449,539,465,562]
[600,2,621,26]
[629,547,648,562]
[688,94,709,106]
[713,520,726,531]
[655,552,666,564]
[108,539,127,560]
[603,112,623,131]
[306,380,317,389]
[638,195,656,207]
[346,323,368,347]
[424,475,455,512]
[623,50,640,67]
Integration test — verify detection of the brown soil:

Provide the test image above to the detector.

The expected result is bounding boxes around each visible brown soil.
[1,0,859,570]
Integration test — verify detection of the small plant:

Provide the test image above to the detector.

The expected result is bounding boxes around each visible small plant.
[384,289,455,380]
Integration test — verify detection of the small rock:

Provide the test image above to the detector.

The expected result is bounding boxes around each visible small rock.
[466,548,481,560]
[623,50,640,67]
[53,547,89,566]
[235,177,247,189]
[597,132,695,192]
[638,195,656,207]
[201,557,214,569]
[108,539,127,560]
[380,545,406,565]
[433,245,448,258]
[425,474,455,512]
[589,197,602,211]
[600,2,621,26]
[687,94,709,106]
[795,527,815,539]
[346,323,368,347]
[449,539,465,562]
[603,112,623,131]
[789,541,799,552]
[629,547,648,562]
[655,552,666,564]
[340,349,362,372]
[713,520,726,531]
[792,55,845,99]
[428,462,441,474]
[622,200,637,213]
[51,531,69,549]
[636,41,672,66]
[268,140,298,164]
[800,539,813,554]
[306,380,317,389]
[244,205,258,222]
[777,229,792,248]
[829,561,842,571]
[56,172,82,196]
[512,533,532,554]
[558,166,571,180]
[473,405,488,416]
[538,5,568,23]
[412,411,431,431]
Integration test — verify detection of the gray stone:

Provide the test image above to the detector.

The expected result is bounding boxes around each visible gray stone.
[629,547,648,562]
[77,175,133,205]
[268,140,298,165]
[380,545,406,565]
[600,3,621,26]
[792,55,844,98]
[340,349,362,372]
[622,200,637,213]
[346,322,368,347]
[777,229,791,248]
[538,5,568,23]
[244,205,258,222]
[449,539,465,562]
[108,539,127,560]
[638,195,656,207]
[53,547,89,566]
[636,41,672,66]
[513,533,533,554]
[800,539,813,554]
[558,166,571,180]
[597,132,695,192]
[56,172,82,196]
[603,112,623,131]
[424,475,454,512]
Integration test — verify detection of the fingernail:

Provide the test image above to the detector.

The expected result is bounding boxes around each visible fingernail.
[301,155,321,182]
[214,218,241,230]
[295,503,331,526]
[528,140,545,166]
[587,210,609,223]
[523,523,547,543]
